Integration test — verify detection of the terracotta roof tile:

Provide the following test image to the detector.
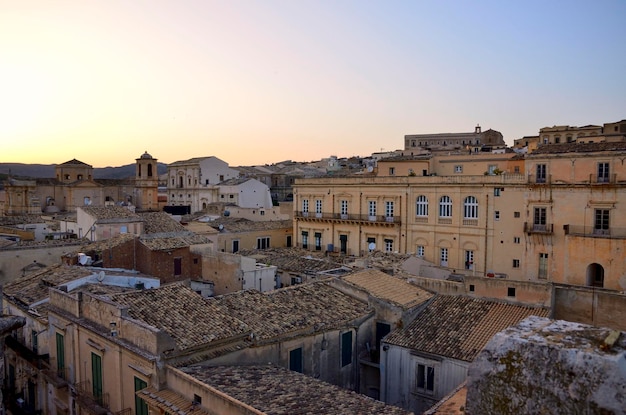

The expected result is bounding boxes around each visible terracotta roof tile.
[384,295,550,362]
[179,365,413,415]
[139,212,188,234]
[341,269,434,309]
[81,206,141,221]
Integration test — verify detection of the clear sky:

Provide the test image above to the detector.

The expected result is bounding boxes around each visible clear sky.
[1,0,625,167]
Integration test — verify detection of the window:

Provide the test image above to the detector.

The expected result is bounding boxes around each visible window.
[594,209,610,235]
[463,196,478,219]
[134,377,148,415]
[513,259,520,268]
[536,164,547,183]
[92,353,103,405]
[416,195,428,217]
[494,188,501,196]
[538,253,548,279]
[514,166,520,173]
[534,207,547,229]
[232,240,239,253]
[465,250,474,270]
[174,257,182,276]
[389,167,395,175]
[416,245,425,257]
[439,196,452,218]
[440,248,448,266]
[302,199,309,214]
[507,287,516,297]
[597,162,610,183]
[384,239,393,252]
[514,211,520,218]
[56,333,65,378]
[513,237,521,244]
[315,199,322,214]
[495,211,500,221]
[340,200,348,216]
[385,201,394,220]
[417,364,435,394]
[314,232,322,251]
[289,347,303,373]
[469,284,475,292]
[257,237,270,249]
[368,200,377,218]
[454,165,463,173]
[302,231,308,249]
[31,330,38,355]
[341,331,353,367]
[488,165,497,175]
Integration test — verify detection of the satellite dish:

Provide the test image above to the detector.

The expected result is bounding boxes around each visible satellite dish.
[218,224,224,231]
[97,271,105,282]
[367,166,373,172]
[368,242,376,251]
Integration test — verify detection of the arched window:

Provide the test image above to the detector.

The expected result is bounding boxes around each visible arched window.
[439,196,452,217]
[464,196,478,219]
[416,195,428,217]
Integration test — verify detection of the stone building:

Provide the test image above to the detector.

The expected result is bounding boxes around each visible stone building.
[2,152,159,215]
[404,125,506,152]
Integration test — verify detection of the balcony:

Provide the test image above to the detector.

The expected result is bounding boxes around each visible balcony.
[295,211,401,226]
[589,174,617,184]
[74,380,110,415]
[524,222,554,234]
[564,224,626,239]
[527,174,551,185]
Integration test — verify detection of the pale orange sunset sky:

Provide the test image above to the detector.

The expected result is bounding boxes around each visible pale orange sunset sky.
[1,0,625,167]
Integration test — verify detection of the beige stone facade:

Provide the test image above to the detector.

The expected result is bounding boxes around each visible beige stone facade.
[294,142,626,292]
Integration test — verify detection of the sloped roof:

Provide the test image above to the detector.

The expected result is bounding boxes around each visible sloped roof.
[59,158,92,166]
[110,283,250,352]
[383,295,550,362]
[342,269,434,310]
[177,365,412,415]
[139,211,187,234]
[237,248,342,273]
[210,281,371,341]
[80,206,142,221]
[139,233,210,251]
[530,142,626,155]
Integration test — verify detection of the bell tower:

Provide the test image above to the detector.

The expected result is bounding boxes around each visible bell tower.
[135,151,159,211]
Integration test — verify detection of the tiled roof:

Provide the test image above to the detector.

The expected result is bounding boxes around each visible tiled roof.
[139,234,210,251]
[530,141,626,155]
[210,281,371,341]
[3,264,93,307]
[238,248,343,274]
[139,212,187,234]
[205,218,292,233]
[59,158,91,166]
[383,295,550,362]
[80,206,141,221]
[0,215,45,226]
[70,233,136,255]
[341,269,434,310]
[218,177,252,186]
[179,365,413,415]
[137,387,211,415]
[109,283,249,352]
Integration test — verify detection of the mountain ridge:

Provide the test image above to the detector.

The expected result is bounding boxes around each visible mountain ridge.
[0,162,168,180]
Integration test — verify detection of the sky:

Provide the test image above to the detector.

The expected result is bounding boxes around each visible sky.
[1,1,625,168]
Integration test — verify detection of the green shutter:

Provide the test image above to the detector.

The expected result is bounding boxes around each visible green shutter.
[134,377,148,415]
[56,333,65,378]
[91,353,103,403]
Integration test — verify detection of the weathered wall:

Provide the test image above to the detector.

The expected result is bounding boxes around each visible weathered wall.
[0,243,83,285]
[553,285,626,331]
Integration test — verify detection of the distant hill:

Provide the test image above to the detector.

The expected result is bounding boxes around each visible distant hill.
[0,162,168,180]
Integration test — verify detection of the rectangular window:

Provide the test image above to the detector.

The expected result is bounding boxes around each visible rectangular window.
[597,162,610,183]
[507,287,516,297]
[454,165,463,173]
[417,364,435,393]
[232,240,239,253]
[538,253,548,279]
[514,166,520,173]
[417,245,424,257]
[314,232,322,251]
[389,167,395,175]
[174,257,182,276]
[440,248,448,266]
[385,201,394,220]
[368,200,376,217]
[465,250,474,270]
[495,211,500,221]
[494,188,501,196]
[513,236,521,244]
[513,259,520,268]
[534,207,547,230]
[256,237,270,249]
[340,200,348,216]
[134,377,148,415]
[56,333,65,379]
[594,209,610,235]
[469,284,475,292]
[514,211,520,218]
[536,164,547,183]
[289,347,303,373]
[384,239,393,252]
[92,353,103,405]
[341,331,352,367]
[302,199,309,213]
[302,231,308,249]
[31,330,38,355]
[315,199,322,214]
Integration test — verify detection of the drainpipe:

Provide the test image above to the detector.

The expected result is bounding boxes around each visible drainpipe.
[484,194,489,275]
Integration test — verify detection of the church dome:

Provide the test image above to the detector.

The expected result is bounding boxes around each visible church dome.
[140,151,153,159]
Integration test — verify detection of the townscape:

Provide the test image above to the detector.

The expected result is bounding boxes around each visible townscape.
[1,120,626,415]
